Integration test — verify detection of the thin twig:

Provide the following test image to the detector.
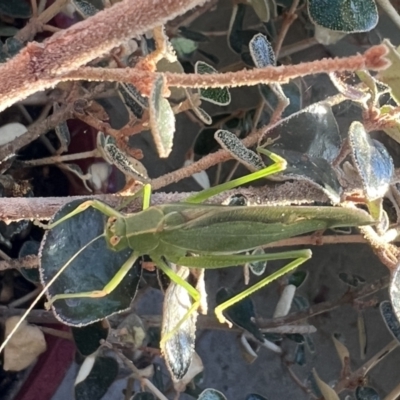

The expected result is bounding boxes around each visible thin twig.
[273,0,300,58]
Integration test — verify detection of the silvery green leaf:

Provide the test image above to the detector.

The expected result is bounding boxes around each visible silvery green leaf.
[348,121,394,201]
[329,72,370,103]
[54,103,71,154]
[119,82,148,109]
[149,76,175,158]
[313,25,347,45]
[72,0,99,18]
[0,23,18,37]
[249,33,276,67]
[103,142,149,183]
[288,271,308,288]
[294,343,306,366]
[248,247,267,276]
[0,0,31,18]
[259,80,302,119]
[186,90,213,125]
[156,58,186,102]
[247,0,270,22]
[215,129,264,171]
[216,288,265,343]
[390,265,400,327]
[228,4,246,54]
[355,386,380,400]
[308,0,378,33]
[195,61,231,106]
[377,40,400,104]
[118,84,144,119]
[338,272,366,287]
[293,295,310,311]
[380,300,400,343]
[198,388,227,400]
[245,394,269,400]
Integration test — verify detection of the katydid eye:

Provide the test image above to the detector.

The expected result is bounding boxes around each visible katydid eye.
[110,235,121,246]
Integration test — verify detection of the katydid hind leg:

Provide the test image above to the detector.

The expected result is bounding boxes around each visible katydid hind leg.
[213,251,312,325]
[185,150,287,203]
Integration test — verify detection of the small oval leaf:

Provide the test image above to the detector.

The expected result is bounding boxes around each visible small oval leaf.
[149,76,175,158]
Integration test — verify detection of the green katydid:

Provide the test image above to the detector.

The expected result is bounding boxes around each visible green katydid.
[0,148,374,380]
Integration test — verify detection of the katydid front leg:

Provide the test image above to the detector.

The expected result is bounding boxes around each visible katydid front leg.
[35,199,124,230]
[45,251,140,308]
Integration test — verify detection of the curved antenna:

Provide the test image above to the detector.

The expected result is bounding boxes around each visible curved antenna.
[0,233,104,354]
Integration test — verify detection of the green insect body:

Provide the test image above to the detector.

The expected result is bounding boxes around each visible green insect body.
[0,149,375,382]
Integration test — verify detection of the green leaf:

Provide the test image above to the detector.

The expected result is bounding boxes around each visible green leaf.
[19,240,40,284]
[214,129,264,171]
[249,33,276,67]
[348,121,394,202]
[355,386,380,400]
[246,0,270,22]
[308,0,378,33]
[248,247,267,276]
[380,301,400,343]
[246,394,269,400]
[72,320,109,357]
[228,3,246,53]
[72,0,99,18]
[377,40,400,104]
[198,388,227,400]
[75,356,118,400]
[294,343,306,366]
[338,272,366,287]
[132,393,156,400]
[118,84,144,119]
[216,288,264,343]
[149,76,175,158]
[0,0,31,18]
[39,199,142,326]
[195,61,231,106]
[288,271,308,288]
[171,37,199,58]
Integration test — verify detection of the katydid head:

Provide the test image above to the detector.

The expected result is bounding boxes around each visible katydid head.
[105,215,129,251]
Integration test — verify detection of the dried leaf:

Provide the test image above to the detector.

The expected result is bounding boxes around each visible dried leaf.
[3,316,46,371]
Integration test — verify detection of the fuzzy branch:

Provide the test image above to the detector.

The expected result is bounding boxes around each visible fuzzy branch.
[64,44,389,94]
[0,0,210,112]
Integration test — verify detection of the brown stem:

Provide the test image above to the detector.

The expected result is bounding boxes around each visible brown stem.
[65,45,389,94]
[0,0,210,112]
[273,0,300,58]
[0,182,330,222]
